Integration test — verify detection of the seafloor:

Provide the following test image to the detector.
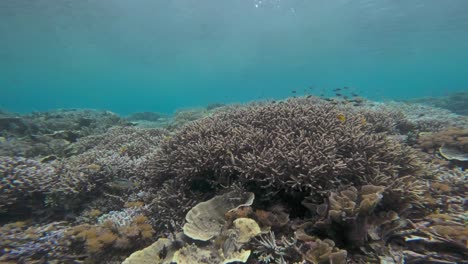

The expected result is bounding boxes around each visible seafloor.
[0,94,467,264]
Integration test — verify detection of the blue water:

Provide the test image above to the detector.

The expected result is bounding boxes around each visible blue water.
[1,0,468,115]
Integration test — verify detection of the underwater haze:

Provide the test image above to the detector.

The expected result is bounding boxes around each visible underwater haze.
[1,0,468,114]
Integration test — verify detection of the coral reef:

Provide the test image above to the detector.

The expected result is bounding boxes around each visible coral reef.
[183,190,254,241]
[302,185,407,248]
[0,221,77,263]
[149,99,426,209]
[126,111,164,122]
[386,101,468,133]
[123,192,261,264]
[416,127,468,168]
[206,102,226,111]
[65,213,155,263]
[1,126,166,219]
[410,91,468,116]
[1,98,466,264]
[46,126,166,212]
[0,156,60,215]
[0,109,131,158]
[165,108,210,131]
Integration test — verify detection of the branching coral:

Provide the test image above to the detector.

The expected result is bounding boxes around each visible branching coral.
[45,127,166,211]
[149,99,426,207]
[0,221,77,263]
[0,156,60,214]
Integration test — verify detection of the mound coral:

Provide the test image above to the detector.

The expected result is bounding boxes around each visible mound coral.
[149,99,425,208]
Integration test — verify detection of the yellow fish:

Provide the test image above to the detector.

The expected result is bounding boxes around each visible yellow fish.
[336,113,346,123]
[360,116,367,125]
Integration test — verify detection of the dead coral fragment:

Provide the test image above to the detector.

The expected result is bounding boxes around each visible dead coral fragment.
[183,191,254,241]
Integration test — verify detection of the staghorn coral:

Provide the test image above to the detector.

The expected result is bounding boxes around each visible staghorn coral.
[138,178,203,237]
[0,156,60,215]
[64,126,166,157]
[0,221,78,263]
[44,127,166,212]
[149,99,426,207]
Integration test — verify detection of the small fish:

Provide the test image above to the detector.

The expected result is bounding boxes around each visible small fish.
[291,90,297,94]
[360,116,367,125]
[306,95,312,98]
[337,113,346,123]
[324,98,334,102]
[344,86,349,89]
[333,88,341,92]
[343,96,349,100]
[335,93,342,97]
[351,93,359,97]
[353,103,361,107]
[308,86,314,90]
[320,94,325,97]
